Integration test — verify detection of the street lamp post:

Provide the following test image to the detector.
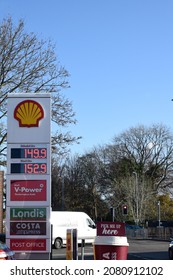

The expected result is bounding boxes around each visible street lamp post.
[158,201,161,227]
[60,163,67,211]
[61,176,65,211]
[133,172,139,225]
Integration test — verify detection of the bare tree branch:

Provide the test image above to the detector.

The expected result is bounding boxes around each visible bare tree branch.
[0,17,80,164]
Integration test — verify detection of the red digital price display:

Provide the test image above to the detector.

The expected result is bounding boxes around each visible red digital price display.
[11,148,47,159]
[11,163,47,174]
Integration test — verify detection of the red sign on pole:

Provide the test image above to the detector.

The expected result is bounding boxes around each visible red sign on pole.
[10,180,47,201]
[10,238,47,251]
[96,222,125,236]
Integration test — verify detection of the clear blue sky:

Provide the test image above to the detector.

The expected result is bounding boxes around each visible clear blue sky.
[1,0,173,155]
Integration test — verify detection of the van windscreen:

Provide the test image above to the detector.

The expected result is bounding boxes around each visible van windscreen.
[86,218,96,228]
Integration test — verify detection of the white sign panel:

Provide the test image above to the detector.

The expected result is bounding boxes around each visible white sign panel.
[7,93,51,143]
[6,175,51,206]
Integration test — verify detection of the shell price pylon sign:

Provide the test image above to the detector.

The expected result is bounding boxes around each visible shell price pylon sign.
[14,100,44,127]
[6,93,51,259]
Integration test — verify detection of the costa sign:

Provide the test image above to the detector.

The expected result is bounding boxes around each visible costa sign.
[10,221,46,235]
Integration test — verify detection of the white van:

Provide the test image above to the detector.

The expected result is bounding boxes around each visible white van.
[51,211,96,249]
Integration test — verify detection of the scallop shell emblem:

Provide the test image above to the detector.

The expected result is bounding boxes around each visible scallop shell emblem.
[14,100,44,127]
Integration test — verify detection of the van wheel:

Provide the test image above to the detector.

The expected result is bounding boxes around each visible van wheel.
[54,238,63,249]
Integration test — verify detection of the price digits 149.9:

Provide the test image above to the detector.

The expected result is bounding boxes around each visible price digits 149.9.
[11,148,47,159]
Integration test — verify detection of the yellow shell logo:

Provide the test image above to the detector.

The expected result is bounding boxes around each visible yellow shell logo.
[14,100,44,127]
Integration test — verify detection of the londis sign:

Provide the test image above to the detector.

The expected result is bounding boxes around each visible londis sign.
[10,207,47,220]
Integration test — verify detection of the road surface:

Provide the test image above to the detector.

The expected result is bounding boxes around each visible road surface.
[52,239,170,260]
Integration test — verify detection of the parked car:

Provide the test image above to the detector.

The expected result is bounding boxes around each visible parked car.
[0,233,5,243]
[0,241,15,260]
[168,238,173,260]
[125,224,143,230]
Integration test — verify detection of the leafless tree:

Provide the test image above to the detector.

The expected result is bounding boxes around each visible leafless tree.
[113,124,173,190]
[110,123,173,223]
[51,124,173,223]
[0,17,80,163]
